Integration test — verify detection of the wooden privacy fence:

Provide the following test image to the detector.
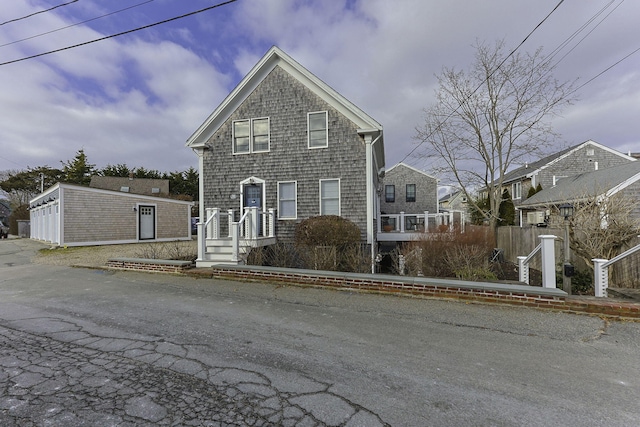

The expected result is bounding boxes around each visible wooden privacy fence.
[497,226,640,289]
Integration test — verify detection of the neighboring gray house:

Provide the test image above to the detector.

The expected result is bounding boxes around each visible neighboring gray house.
[90,176,170,196]
[30,183,193,246]
[186,46,385,266]
[439,189,470,220]
[380,163,438,215]
[501,140,635,204]
[517,161,640,226]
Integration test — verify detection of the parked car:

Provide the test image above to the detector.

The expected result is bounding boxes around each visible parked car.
[0,221,8,239]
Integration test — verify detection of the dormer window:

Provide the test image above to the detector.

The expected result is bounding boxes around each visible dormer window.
[233,118,270,154]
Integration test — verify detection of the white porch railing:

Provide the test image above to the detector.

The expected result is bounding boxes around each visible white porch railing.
[379,211,464,238]
[517,235,557,289]
[592,241,640,298]
[197,207,276,264]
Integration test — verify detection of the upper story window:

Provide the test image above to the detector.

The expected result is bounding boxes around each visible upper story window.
[385,185,395,203]
[308,111,328,149]
[278,181,297,219]
[233,118,270,154]
[406,184,416,202]
[320,178,340,215]
[586,148,595,156]
[512,182,522,199]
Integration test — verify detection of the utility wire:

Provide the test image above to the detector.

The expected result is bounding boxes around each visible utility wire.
[411,0,623,174]
[571,45,640,94]
[0,0,155,49]
[0,0,238,67]
[1,0,79,26]
[399,0,565,166]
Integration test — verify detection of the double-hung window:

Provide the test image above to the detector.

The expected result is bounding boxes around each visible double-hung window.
[320,179,340,215]
[308,111,328,149]
[233,118,270,154]
[385,185,395,203]
[512,182,522,200]
[406,184,416,202]
[278,181,297,219]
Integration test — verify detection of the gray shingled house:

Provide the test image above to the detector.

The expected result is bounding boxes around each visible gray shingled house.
[29,183,193,247]
[498,140,635,226]
[517,161,640,225]
[186,46,385,266]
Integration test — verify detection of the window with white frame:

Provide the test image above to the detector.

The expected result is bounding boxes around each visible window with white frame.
[278,181,297,219]
[233,118,270,154]
[512,182,522,199]
[320,179,340,215]
[308,111,328,149]
[406,184,416,202]
[385,185,395,203]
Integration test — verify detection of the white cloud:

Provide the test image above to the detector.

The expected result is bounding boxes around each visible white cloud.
[1,0,639,178]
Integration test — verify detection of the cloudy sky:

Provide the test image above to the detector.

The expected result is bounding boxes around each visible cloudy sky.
[0,0,638,185]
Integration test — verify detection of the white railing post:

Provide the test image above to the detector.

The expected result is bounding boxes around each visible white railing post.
[592,258,609,298]
[248,207,258,239]
[227,209,234,238]
[197,222,205,262]
[517,256,529,284]
[400,212,405,233]
[424,211,429,232]
[207,208,220,239]
[268,208,275,238]
[539,235,557,289]
[231,222,240,262]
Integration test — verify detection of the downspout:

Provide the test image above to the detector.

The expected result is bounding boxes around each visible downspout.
[366,133,382,274]
[192,147,207,261]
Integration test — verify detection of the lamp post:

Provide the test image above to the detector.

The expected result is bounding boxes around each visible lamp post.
[559,203,574,294]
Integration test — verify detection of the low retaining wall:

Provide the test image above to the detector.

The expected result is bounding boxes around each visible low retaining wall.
[192,265,640,320]
[105,260,640,320]
[107,258,193,274]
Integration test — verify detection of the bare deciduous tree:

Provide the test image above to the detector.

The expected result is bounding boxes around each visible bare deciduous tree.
[415,40,575,239]
[568,192,640,270]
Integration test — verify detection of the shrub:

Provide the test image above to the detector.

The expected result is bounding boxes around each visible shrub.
[294,215,361,246]
[396,226,495,279]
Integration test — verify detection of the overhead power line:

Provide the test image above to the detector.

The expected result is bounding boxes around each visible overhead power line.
[0,0,155,49]
[399,0,565,166]
[0,0,238,67]
[0,0,79,27]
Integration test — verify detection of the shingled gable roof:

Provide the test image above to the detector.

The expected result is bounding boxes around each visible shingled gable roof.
[501,140,636,184]
[518,161,640,208]
[385,162,437,180]
[185,46,384,149]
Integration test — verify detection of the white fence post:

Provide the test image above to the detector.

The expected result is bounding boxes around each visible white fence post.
[250,206,259,240]
[227,209,234,238]
[400,212,405,232]
[268,208,275,238]
[197,222,205,262]
[592,258,609,298]
[539,235,557,289]
[517,256,529,284]
[231,222,240,262]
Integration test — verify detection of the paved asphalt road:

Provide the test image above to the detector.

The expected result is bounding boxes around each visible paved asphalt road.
[1,239,639,426]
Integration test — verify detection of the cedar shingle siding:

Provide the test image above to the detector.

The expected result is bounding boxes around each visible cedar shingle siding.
[535,145,631,190]
[62,187,190,243]
[380,164,438,215]
[202,66,368,242]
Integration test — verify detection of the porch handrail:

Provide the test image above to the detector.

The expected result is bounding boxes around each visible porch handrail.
[592,239,640,298]
[517,235,557,289]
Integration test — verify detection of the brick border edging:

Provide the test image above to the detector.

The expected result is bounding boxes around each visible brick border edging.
[106,258,193,274]
[105,260,640,320]
[190,266,640,320]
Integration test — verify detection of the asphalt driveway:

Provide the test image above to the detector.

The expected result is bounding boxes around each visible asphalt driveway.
[1,239,639,426]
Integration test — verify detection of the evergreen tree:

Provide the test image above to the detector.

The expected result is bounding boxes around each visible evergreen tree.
[61,149,95,185]
[498,189,515,226]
